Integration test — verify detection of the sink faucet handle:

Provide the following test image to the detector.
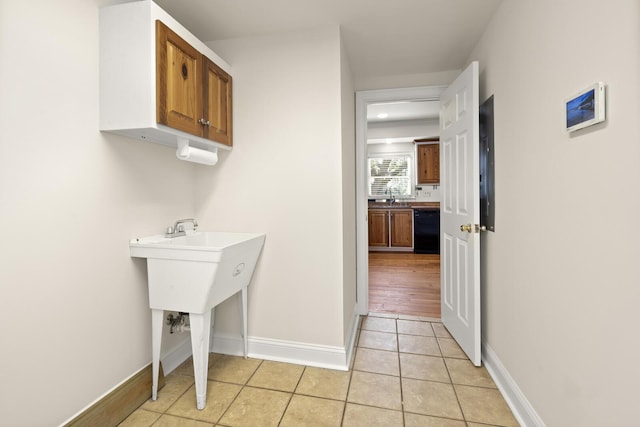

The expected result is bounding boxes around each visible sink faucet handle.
[165,219,199,238]
[174,218,198,230]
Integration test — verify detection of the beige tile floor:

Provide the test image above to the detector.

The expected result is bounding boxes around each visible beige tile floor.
[121,315,519,426]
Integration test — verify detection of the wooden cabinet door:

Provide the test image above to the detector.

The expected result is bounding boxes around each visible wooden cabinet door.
[417,144,440,184]
[368,210,389,247]
[156,21,203,137]
[390,209,413,247]
[203,57,233,146]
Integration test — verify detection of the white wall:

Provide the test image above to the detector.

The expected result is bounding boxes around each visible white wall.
[0,0,196,424]
[367,118,439,142]
[0,3,356,423]
[469,1,640,425]
[199,27,350,350]
[367,141,415,156]
[340,35,358,347]
[356,69,461,91]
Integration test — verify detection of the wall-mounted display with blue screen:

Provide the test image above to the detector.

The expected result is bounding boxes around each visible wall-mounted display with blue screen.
[565,82,606,132]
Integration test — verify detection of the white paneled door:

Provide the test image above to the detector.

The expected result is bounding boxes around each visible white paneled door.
[439,61,481,366]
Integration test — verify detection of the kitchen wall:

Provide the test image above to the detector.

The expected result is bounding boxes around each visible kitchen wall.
[0,0,197,425]
[199,27,355,355]
[468,0,640,425]
[367,139,441,202]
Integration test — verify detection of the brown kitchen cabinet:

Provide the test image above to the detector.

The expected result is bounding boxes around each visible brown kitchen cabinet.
[417,143,440,184]
[156,21,232,146]
[368,208,413,250]
[368,210,389,247]
[390,209,413,247]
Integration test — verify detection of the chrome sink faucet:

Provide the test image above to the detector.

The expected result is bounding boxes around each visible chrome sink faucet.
[385,188,396,206]
[165,218,198,238]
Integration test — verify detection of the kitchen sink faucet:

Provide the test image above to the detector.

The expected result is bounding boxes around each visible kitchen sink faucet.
[385,188,396,206]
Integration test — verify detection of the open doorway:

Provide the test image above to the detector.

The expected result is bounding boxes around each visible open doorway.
[355,86,446,319]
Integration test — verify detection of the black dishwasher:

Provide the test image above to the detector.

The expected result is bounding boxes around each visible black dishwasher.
[413,209,440,254]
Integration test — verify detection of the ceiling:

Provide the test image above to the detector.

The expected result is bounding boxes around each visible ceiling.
[153,0,502,82]
[367,100,440,123]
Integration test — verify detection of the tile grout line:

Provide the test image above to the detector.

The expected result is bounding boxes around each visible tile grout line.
[214,358,264,426]
[339,317,358,426]
[339,349,356,427]
[394,319,409,427]
[156,370,196,423]
[274,365,301,427]
[436,330,470,425]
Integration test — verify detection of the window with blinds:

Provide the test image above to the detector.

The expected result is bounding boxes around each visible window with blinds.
[368,153,414,198]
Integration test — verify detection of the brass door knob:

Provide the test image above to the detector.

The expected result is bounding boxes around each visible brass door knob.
[460,224,487,233]
[460,224,473,232]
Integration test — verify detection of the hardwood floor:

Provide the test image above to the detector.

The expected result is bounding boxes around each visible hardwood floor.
[368,252,441,318]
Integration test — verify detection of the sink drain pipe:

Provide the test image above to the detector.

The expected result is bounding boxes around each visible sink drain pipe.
[167,312,191,334]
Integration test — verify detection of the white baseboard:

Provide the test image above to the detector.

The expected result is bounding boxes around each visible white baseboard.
[164,314,362,374]
[161,338,193,374]
[482,342,546,427]
[344,312,361,369]
[210,333,350,371]
[209,314,361,371]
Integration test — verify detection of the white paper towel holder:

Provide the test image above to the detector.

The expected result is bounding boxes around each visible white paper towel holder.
[176,138,218,166]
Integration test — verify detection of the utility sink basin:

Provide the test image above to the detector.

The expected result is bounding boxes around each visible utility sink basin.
[131,231,265,261]
[130,230,266,410]
[130,231,266,313]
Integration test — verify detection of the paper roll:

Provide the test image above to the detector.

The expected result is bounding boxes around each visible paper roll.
[176,142,218,165]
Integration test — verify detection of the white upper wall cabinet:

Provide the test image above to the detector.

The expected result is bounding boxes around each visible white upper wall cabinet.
[99,0,233,151]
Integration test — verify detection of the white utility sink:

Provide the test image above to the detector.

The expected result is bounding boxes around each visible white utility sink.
[130,230,266,410]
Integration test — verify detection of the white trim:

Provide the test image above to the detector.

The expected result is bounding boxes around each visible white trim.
[163,314,361,374]
[355,86,446,316]
[161,338,193,375]
[483,342,546,427]
[209,314,361,371]
[210,333,350,371]
[343,312,361,369]
[209,333,242,356]
[250,338,348,371]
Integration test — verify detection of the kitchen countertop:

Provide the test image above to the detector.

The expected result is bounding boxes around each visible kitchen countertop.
[368,202,440,210]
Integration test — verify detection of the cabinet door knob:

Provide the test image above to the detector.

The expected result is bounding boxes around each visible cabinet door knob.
[198,118,211,127]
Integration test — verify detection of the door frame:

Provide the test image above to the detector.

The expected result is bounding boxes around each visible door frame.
[355,85,446,315]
